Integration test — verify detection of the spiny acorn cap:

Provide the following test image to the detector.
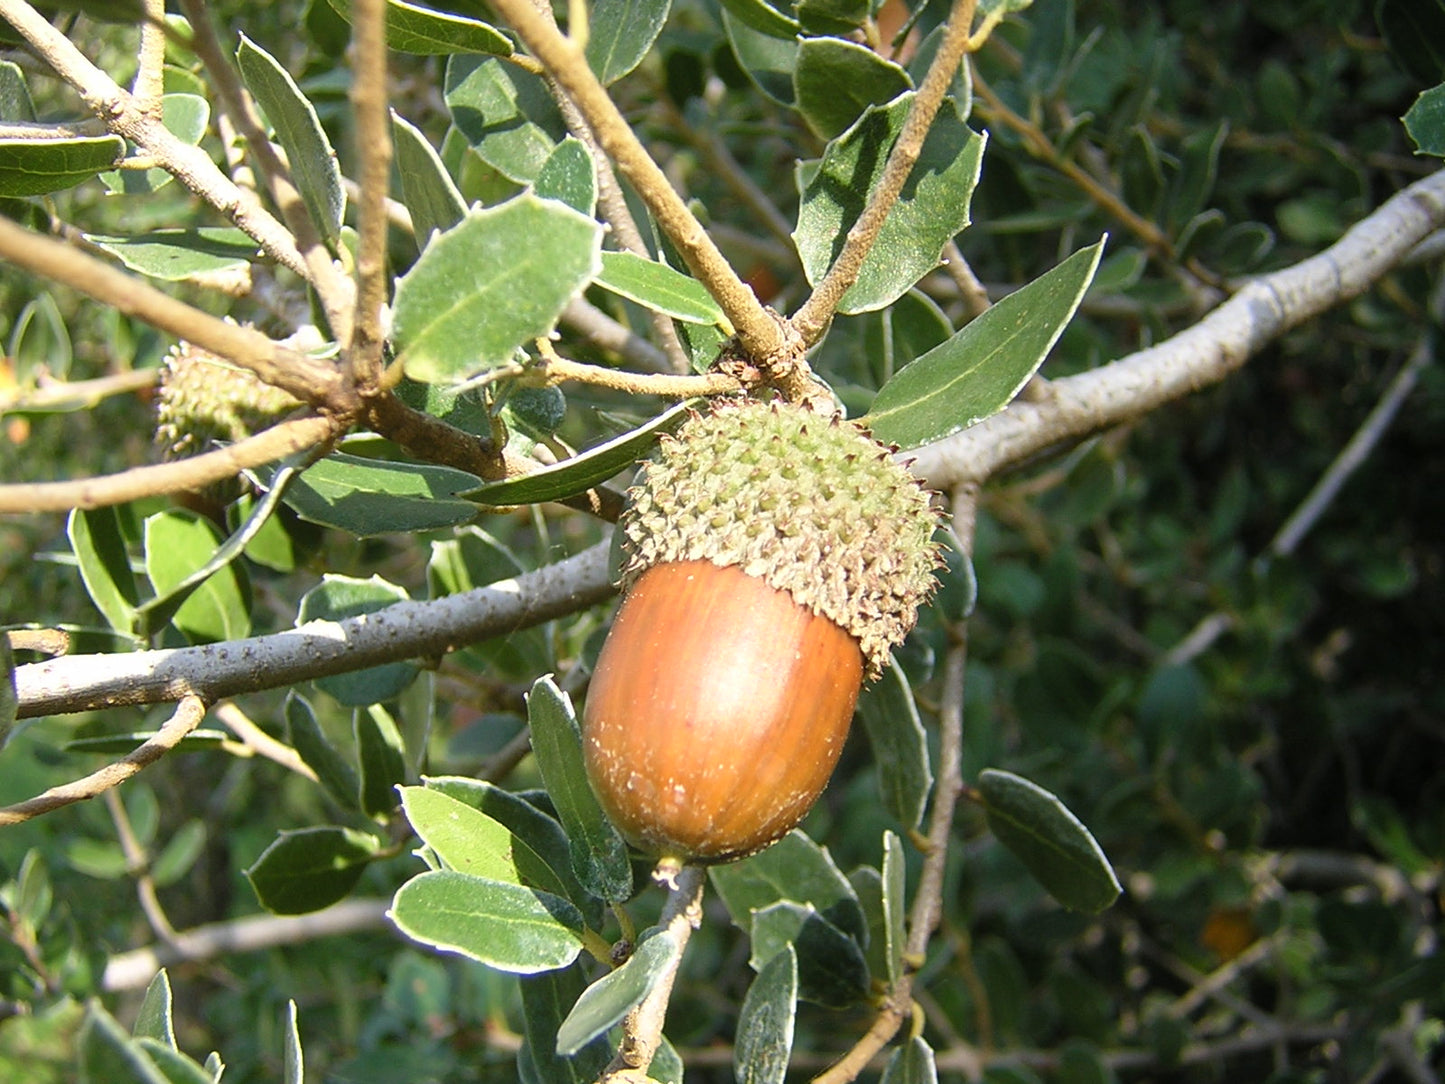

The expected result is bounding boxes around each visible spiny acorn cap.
[618,398,941,680]
[155,341,301,458]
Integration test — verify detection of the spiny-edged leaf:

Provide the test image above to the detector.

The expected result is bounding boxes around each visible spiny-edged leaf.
[795,97,984,315]
[86,228,261,282]
[392,195,602,383]
[134,1039,214,1084]
[882,831,907,986]
[881,1035,939,1084]
[534,136,597,215]
[142,510,251,644]
[857,657,933,830]
[718,0,797,39]
[466,400,695,506]
[794,37,911,140]
[392,111,467,246]
[709,830,867,947]
[750,901,871,1009]
[78,1002,168,1084]
[278,451,481,536]
[132,970,175,1047]
[595,251,726,326]
[356,704,408,818]
[1405,84,1445,158]
[556,929,681,1055]
[864,239,1106,449]
[297,575,420,706]
[423,776,599,919]
[0,133,124,197]
[388,869,584,973]
[68,506,140,636]
[734,943,797,1084]
[245,826,381,915]
[235,34,343,244]
[525,676,633,903]
[519,965,614,1084]
[585,0,670,85]
[977,768,1122,914]
[445,55,560,183]
[282,1001,303,1084]
[327,0,512,55]
[285,692,361,811]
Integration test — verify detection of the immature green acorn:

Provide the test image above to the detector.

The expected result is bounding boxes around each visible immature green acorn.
[582,398,941,864]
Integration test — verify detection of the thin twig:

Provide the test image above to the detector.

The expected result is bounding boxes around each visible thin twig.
[539,351,740,399]
[0,368,156,412]
[105,788,180,945]
[213,701,318,781]
[486,0,786,366]
[0,695,208,826]
[0,414,339,514]
[792,0,980,343]
[347,0,392,390]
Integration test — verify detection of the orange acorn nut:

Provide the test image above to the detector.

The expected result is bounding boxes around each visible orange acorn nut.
[582,400,941,864]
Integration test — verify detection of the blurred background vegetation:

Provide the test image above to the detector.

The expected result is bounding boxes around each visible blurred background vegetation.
[2,0,1442,1080]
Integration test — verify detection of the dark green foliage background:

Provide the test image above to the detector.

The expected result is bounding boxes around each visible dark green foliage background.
[2,0,1442,1080]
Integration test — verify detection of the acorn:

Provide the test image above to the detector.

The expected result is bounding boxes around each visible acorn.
[582,399,940,864]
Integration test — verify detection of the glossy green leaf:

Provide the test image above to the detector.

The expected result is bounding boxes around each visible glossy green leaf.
[534,136,597,215]
[132,971,175,1046]
[235,34,343,244]
[78,1003,168,1084]
[423,776,597,916]
[392,112,467,246]
[101,93,208,194]
[718,0,797,39]
[1405,83,1445,158]
[388,869,585,973]
[586,0,670,84]
[977,768,1122,914]
[881,1036,938,1084]
[465,400,694,506]
[356,704,408,817]
[794,38,911,140]
[721,10,797,105]
[142,510,251,644]
[327,0,512,55]
[392,195,602,383]
[282,1002,303,1084]
[0,132,124,196]
[278,450,481,535]
[445,56,560,183]
[86,228,261,281]
[298,575,420,706]
[596,251,726,325]
[245,826,381,915]
[864,239,1105,449]
[734,943,797,1084]
[795,96,984,314]
[882,830,906,986]
[710,831,867,947]
[519,965,614,1084]
[857,657,933,830]
[750,901,870,1009]
[68,507,140,636]
[401,785,518,878]
[556,930,680,1055]
[285,692,361,811]
[525,676,634,903]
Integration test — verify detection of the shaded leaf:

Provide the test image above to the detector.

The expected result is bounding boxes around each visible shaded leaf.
[595,251,727,325]
[857,657,932,830]
[977,768,1122,914]
[556,930,680,1054]
[445,56,560,183]
[78,1003,168,1084]
[534,136,597,215]
[586,0,670,85]
[134,1039,214,1084]
[297,575,420,706]
[882,830,907,986]
[356,704,408,818]
[526,676,633,903]
[86,228,261,282]
[881,1036,938,1084]
[132,971,175,1047]
[392,111,467,246]
[100,93,208,194]
[388,869,584,973]
[864,239,1105,449]
[710,830,867,947]
[750,901,870,1008]
[245,826,380,915]
[718,0,798,39]
[721,9,797,105]
[142,510,251,644]
[327,0,512,55]
[734,943,797,1084]
[794,38,911,140]
[392,195,602,382]
[278,451,481,536]
[0,132,124,197]
[286,691,361,811]
[519,965,614,1084]
[68,506,140,636]
[1405,83,1445,158]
